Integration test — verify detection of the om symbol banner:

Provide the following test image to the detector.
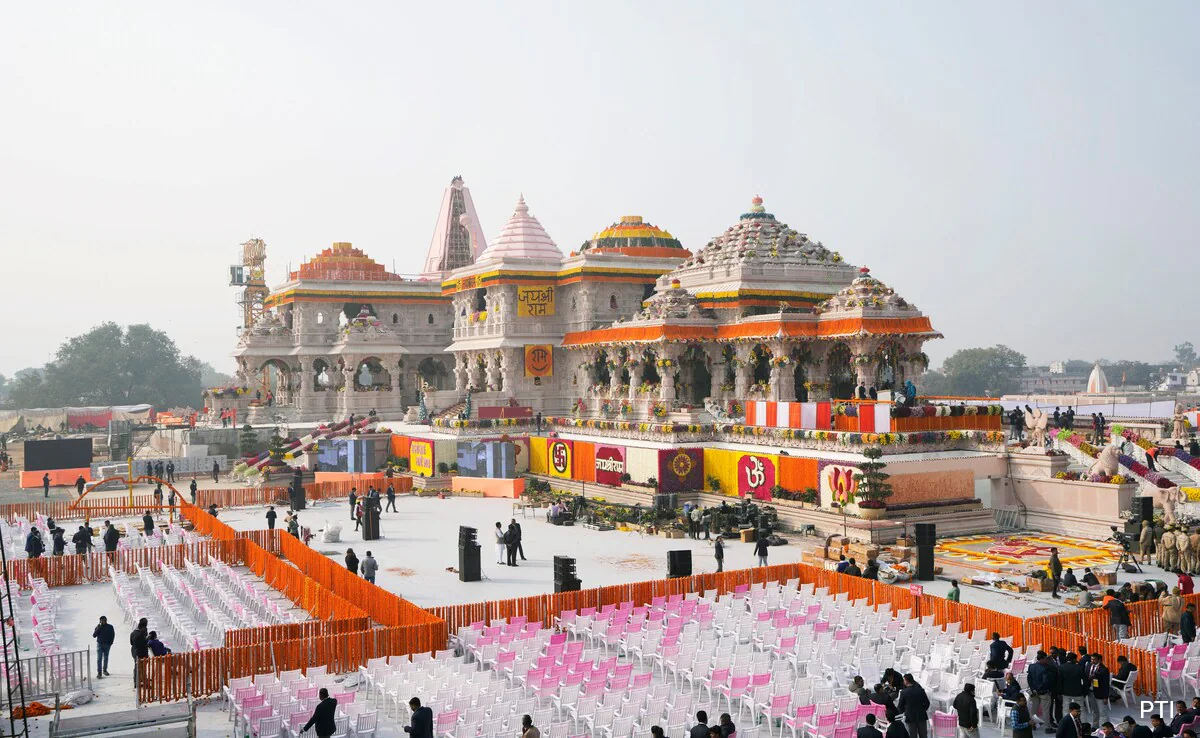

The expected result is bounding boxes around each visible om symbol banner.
[517,286,556,317]
[524,345,554,378]
[547,439,573,479]
[737,454,776,500]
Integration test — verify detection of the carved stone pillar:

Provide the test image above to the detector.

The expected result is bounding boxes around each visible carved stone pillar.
[454,354,468,392]
[806,347,831,402]
[485,352,500,391]
[659,346,682,403]
[734,344,754,399]
[707,345,725,400]
[628,364,644,401]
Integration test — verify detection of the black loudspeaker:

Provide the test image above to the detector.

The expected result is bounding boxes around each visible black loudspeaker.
[458,526,481,582]
[667,549,692,579]
[1137,496,1154,523]
[554,556,580,591]
[913,522,936,581]
[361,500,381,540]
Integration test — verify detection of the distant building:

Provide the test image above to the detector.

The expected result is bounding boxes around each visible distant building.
[1018,366,1087,394]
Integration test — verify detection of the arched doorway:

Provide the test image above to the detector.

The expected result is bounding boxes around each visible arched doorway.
[417,357,448,391]
[826,343,855,400]
[679,345,711,406]
[874,341,904,390]
[312,359,331,392]
[594,349,612,388]
[751,345,772,387]
[259,359,292,405]
[791,346,811,402]
[355,357,391,391]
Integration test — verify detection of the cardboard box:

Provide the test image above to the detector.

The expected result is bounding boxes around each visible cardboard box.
[1027,577,1053,592]
[848,543,881,561]
[896,536,915,547]
[740,528,757,543]
[1099,571,1117,585]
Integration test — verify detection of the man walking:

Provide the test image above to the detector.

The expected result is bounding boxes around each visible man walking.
[361,551,378,584]
[302,688,338,738]
[345,548,359,576]
[505,522,520,567]
[72,525,93,555]
[211,460,220,483]
[404,696,433,737]
[952,682,980,738]
[754,534,769,567]
[349,489,358,521]
[714,535,725,573]
[93,615,114,677]
[43,473,50,498]
[189,478,198,505]
[896,673,931,738]
[511,518,526,561]
[103,521,120,553]
[75,475,86,497]
[1049,547,1063,599]
[386,484,397,512]
[266,506,277,530]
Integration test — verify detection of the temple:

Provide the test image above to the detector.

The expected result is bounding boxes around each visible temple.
[217,187,941,427]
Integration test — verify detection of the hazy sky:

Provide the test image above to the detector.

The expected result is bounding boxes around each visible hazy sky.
[2,2,1197,377]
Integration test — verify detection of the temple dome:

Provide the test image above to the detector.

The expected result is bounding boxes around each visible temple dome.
[1087,363,1110,393]
[683,196,842,268]
[290,242,404,282]
[580,216,683,254]
[477,196,561,262]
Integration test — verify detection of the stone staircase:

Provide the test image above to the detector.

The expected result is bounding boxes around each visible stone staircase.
[435,402,467,420]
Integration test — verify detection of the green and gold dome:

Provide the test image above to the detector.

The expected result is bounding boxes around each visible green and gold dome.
[580,216,685,254]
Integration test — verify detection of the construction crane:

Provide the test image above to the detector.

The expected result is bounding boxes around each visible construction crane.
[230,237,268,329]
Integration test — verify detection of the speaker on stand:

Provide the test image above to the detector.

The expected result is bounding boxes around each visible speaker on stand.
[554,556,580,592]
[667,550,692,579]
[458,526,481,582]
[913,522,936,582]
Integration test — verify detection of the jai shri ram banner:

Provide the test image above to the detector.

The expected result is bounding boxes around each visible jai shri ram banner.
[524,345,554,377]
[594,445,626,486]
[517,286,555,317]
[410,440,434,476]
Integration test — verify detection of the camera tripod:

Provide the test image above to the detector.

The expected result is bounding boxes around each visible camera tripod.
[1114,546,1142,574]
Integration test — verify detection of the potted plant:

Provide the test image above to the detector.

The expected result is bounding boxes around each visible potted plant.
[854,446,893,520]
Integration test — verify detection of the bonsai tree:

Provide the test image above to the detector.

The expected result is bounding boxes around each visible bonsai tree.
[267,426,288,462]
[437,461,450,475]
[854,446,893,509]
[239,423,260,456]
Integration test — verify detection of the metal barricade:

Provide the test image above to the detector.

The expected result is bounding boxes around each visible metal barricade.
[0,649,91,704]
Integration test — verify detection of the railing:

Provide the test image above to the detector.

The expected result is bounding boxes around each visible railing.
[1,649,91,704]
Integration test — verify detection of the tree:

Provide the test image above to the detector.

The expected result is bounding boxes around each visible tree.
[267,426,288,462]
[1103,360,1153,388]
[6,323,203,409]
[198,361,233,388]
[1175,342,1197,368]
[938,345,1026,397]
[239,423,261,456]
[854,447,893,509]
[1063,360,1093,374]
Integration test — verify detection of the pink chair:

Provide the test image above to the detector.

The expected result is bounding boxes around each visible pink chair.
[784,704,817,738]
[803,710,837,738]
[832,727,855,738]
[434,709,459,737]
[697,667,730,703]
[933,711,958,738]
[718,675,751,713]
[760,694,792,734]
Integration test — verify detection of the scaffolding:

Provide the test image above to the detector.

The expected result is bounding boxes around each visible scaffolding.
[0,537,30,737]
[230,237,269,329]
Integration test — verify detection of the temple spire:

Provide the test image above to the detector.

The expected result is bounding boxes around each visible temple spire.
[421,175,489,279]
